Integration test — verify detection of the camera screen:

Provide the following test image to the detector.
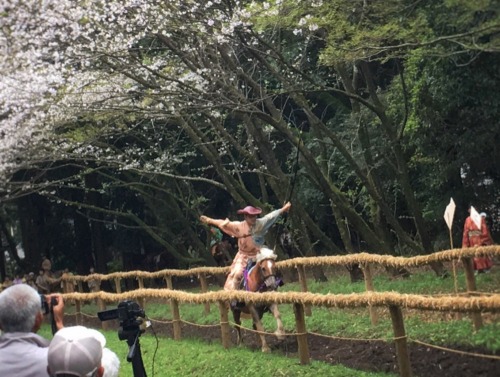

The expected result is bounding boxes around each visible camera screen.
[97,308,119,321]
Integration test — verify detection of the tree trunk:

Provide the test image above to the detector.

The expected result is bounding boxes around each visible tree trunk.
[72,208,94,275]
[0,210,24,271]
[84,174,110,277]
[17,194,49,272]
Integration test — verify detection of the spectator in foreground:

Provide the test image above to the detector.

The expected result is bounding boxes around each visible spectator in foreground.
[0,284,64,377]
[47,326,120,377]
[101,347,121,377]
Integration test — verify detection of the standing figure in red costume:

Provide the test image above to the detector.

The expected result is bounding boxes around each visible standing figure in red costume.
[462,206,494,274]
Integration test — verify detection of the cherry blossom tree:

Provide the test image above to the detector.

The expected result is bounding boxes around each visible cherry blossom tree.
[1,0,498,276]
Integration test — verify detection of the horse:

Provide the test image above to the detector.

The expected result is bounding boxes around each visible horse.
[211,239,234,267]
[279,230,302,258]
[231,247,285,352]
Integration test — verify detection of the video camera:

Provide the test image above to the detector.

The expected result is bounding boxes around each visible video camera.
[98,300,145,324]
[98,300,148,377]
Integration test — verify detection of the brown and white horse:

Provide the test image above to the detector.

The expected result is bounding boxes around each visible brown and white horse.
[231,247,285,352]
[211,239,234,267]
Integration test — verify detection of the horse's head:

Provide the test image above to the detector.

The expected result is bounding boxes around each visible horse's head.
[255,247,279,290]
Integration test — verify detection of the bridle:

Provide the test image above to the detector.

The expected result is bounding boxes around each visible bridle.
[255,258,279,292]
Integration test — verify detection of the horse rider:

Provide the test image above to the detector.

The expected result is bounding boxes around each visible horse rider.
[200,202,291,292]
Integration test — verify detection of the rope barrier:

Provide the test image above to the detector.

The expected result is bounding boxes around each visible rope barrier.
[54,245,500,367]
[180,319,220,328]
[230,322,294,337]
[307,330,389,342]
[63,302,499,362]
[60,245,500,283]
[410,339,500,361]
[149,318,174,324]
[60,289,500,313]
[150,317,500,362]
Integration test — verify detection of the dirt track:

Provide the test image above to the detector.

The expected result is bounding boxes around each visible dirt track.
[67,315,499,377]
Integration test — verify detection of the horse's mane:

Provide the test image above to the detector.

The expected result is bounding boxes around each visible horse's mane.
[256,247,277,263]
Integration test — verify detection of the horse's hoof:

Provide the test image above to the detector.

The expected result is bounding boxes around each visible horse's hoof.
[261,346,271,353]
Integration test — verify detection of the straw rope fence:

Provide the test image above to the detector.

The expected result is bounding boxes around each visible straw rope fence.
[59,245,500,377]
[62,245,500,283]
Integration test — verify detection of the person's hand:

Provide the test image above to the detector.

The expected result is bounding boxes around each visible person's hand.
[48,293,65,330]
[282,202,291,213]
[200,215,210,224]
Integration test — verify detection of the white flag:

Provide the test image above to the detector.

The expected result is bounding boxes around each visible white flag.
[470,206,482,230]
[443,198,456,230]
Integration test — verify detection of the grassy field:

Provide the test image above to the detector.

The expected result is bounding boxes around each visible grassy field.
[39,326,395,377]
[42,263,499,376]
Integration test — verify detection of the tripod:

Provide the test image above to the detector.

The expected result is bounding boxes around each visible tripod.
[98,300,148,377]
[121,323,147,377]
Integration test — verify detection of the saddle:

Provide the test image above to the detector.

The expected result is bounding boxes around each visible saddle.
[242,259,257,290]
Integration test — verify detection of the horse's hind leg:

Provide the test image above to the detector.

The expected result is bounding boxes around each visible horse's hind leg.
[248,305,271,353]
[270,303,285,340]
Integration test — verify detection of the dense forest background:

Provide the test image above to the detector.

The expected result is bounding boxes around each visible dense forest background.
[0,0,498,281]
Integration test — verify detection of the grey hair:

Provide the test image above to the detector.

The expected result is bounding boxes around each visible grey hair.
[0,284,41,332]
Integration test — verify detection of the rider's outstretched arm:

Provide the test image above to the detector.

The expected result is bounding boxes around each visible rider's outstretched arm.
[200,216,230,228]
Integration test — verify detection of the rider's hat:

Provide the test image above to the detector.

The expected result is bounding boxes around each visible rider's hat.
[237,206,262,215]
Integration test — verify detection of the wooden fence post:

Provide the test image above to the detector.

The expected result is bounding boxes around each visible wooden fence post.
[296,265,312,316]
[137,277,146,309]
[199,273,210,314]
[75,281,82,325]
[171,299,182,340]
[389,305,412,377]
[165,276,173,290]
[293,303,310,365]
[75,300,81,325]
[462,257,483,330]
[218,301,231,349]
[362,263,379,325]
[114,278,122,294]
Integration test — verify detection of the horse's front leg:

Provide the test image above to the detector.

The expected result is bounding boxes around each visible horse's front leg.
[269,303,285,340]
[247,304,271,353]
[232,308,243,346]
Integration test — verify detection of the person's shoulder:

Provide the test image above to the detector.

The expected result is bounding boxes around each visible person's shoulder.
[1,332,50,348]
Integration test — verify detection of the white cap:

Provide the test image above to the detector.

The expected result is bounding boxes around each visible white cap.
[48,326,105,376]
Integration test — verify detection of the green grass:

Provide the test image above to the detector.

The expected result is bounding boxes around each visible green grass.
[53,266,499,376]
[39,325,394,377]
